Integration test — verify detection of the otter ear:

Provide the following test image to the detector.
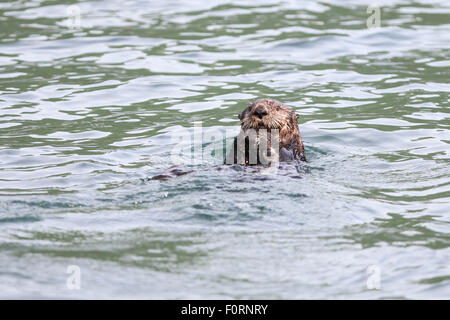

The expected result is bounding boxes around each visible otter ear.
[238,107,250,120]
[295,113,300,121]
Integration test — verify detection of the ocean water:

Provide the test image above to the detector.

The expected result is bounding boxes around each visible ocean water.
[0,0,449,299]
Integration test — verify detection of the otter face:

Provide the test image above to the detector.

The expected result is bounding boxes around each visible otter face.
[239,98,297,131]
[230,98,306,164]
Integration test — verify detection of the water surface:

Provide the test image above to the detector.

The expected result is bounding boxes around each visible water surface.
[0,0,449,299]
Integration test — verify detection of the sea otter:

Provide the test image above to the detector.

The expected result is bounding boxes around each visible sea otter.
[225,98,306,165]
[152,98,306,180]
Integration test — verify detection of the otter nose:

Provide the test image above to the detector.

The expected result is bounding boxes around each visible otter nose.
[253,106,268,119]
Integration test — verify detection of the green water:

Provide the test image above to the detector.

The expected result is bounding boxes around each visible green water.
[0,0,449,299]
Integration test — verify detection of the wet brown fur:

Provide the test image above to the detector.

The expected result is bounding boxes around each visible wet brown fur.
[227,98,306,165]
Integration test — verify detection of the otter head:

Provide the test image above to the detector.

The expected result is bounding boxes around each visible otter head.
[229,98,306,164]
[238,98,299,132]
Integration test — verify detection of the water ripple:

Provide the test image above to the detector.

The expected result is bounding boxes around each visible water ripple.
[0,0,449,299]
